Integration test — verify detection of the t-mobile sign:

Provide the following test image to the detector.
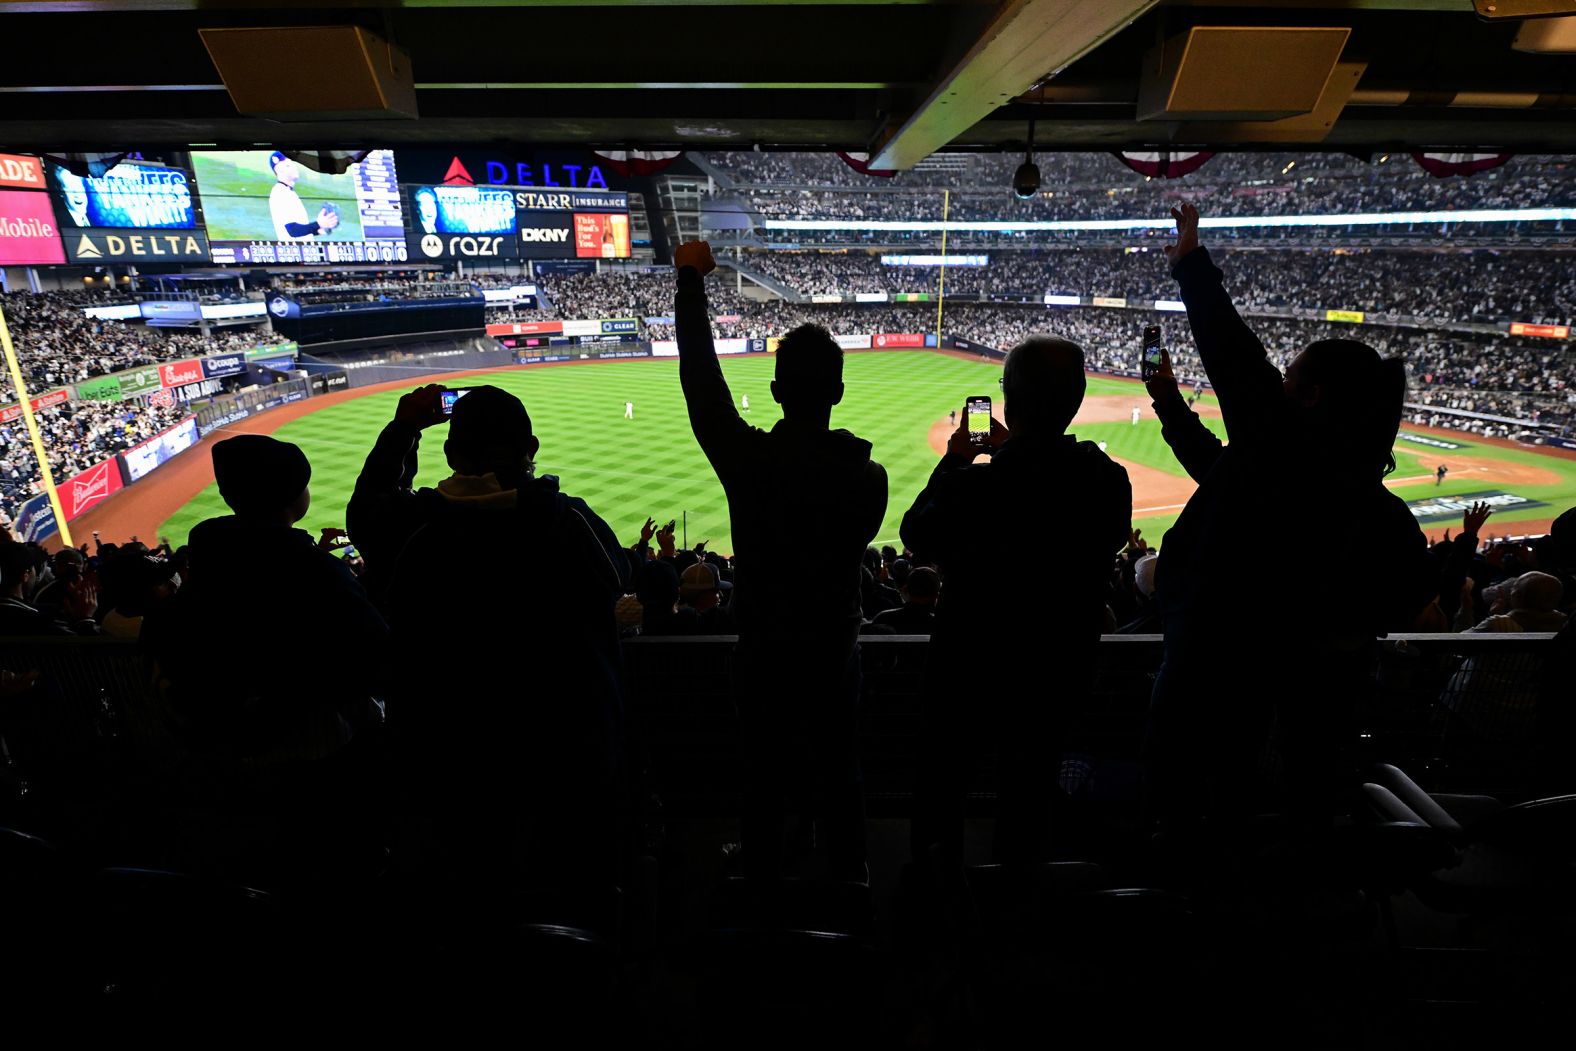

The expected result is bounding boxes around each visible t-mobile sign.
[0,190,65,264]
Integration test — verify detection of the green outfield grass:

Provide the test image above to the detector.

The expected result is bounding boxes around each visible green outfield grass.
[189,150,367,242]
[157,352,1576,553]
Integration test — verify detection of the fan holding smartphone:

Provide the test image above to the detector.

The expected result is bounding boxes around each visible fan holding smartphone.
[440,388,473,415]
[1141,325,1166,382]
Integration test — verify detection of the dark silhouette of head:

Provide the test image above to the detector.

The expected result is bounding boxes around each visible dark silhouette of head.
[444,385,540,486]
[212,434,312,525]
[772,324,843,422]
[0,542,44,599]
[1283,339,1406,477]
[1002,337,1086,438]
[905,566,941,605]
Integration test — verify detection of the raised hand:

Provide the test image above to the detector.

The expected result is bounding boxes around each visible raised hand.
[63,577,97,621]
[317,527,349,552]
[1462,500,1493,537]
[657,520,677,558]
[395,383,447,430]
[674,240,717,276]
[1163,203,1200,267]
[638,517,656,546]
[1145,345,1180,403]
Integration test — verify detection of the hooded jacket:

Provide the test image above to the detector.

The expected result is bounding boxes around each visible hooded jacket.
[347,422,629,609]
[141,515,388,762]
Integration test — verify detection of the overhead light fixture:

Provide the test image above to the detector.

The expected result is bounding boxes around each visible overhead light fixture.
[1013,120,1040,200]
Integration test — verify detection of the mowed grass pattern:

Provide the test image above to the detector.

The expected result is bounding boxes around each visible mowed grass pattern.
[157,352,1576,552]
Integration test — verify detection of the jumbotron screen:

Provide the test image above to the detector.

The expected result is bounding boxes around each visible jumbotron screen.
[407,185,631,261]
[190,149,407,265]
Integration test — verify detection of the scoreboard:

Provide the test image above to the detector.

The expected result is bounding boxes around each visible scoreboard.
[408,185,631,262]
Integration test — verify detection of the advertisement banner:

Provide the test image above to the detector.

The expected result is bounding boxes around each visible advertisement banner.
[0,189,65,265]
[244,342,299,360]
[487,320,564,337]
[872,333,925,349]
[201,353,248,379]
[57,458,124,520]
[63,229,210,264]
[0,153,45,190]
[834,334,872,350]
[119,366,163,397]
[1508,322,1570,339]
[810,294,843,304]
[854,292,889,303]
[1325,309,1366,324]
[572,212,632,259]
[0,388,70,424]
[15,492,56,543]
[75,375,122,402]
[121,417,200,483]
[891,293,932,303]
[159,359,205,389]
[1091,296,1128,309]
[1044,294,1080,306]
[766,337,781,353]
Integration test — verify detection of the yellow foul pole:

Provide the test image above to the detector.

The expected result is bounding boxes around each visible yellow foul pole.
[0,302,72,546]
[935,189,950,342]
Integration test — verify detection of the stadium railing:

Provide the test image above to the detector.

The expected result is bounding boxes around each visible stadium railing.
[1,632,1556,814]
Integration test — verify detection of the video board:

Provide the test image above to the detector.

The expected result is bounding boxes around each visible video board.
[191,149,407,264]
[48,159,211,263]
[408,185,630,262]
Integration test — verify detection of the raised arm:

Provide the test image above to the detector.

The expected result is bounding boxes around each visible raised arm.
[1145,344,1223,482]
[1164,204,1286,440]
[674,241,754,481]
[347,384,444,578]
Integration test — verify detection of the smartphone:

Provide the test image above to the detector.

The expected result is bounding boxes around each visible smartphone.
[440,388,472,415]
[965,396,992,446]
[1141,326,1165,381]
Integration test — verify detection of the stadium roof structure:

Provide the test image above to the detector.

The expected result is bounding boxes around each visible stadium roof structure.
[2,0,1576,168]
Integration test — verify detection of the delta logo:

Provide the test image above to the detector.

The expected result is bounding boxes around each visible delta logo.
[438,154,610,189]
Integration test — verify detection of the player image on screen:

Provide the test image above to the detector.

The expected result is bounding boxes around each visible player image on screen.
[415,186,439,235]
[56,168,91,227]
[268,152,341,242]
[50,161,196,230]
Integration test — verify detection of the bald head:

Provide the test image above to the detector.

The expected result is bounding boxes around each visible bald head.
[1002,337,1085,437]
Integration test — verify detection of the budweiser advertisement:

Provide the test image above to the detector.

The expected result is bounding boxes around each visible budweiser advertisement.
[58,458,124,520]
[0,189,65,264]
[871,333,925,349]
[159,359,205,388]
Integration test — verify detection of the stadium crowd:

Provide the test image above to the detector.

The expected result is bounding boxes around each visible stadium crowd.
[2,212,1573,1039]
[712,150,1575,218]
[740,247,1576,326]
[0,290,263,403]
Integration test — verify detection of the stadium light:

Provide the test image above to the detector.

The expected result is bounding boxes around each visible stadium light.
[763,207,1576,233]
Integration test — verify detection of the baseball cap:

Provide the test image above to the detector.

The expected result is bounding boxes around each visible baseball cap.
[1134,552,1159,599]
[447,385,533,458]
[679,562,731,594]
[268,150,288,172]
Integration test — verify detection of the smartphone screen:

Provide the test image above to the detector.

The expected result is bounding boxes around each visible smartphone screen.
[1141,326,1165,381]
[965,396,992,445]
[440,388,471,415]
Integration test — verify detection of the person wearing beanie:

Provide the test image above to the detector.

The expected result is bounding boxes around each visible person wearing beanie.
[141,434,388,769]
[347,383,627,607]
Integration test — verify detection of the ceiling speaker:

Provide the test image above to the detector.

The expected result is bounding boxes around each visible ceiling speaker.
[199,26,417,121]
[1137,26,1351,122]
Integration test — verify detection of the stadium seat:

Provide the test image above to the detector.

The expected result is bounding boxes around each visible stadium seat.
[1363,764,1576,916]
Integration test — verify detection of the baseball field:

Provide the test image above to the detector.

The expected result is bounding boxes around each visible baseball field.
[72,350,1576,555]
